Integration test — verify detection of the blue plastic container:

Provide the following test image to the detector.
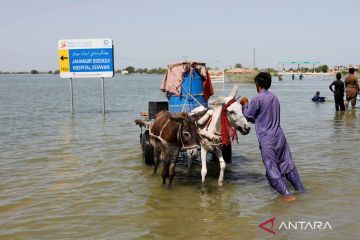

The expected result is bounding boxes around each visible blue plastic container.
[169,69,208,113]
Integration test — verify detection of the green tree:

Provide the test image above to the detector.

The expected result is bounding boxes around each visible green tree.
[135,68,148,74]
[234,63,242,68]
[147,68,166,74]
[30,69,39,74]
[300,67,310,72]
[320,65,328,73]
[125,66,135,73]
[262,68,278,75]
[315,65,329,73]
[53,69,60,74]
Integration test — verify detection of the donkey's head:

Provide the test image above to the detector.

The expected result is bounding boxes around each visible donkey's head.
[171,113,199,159]
[211,85,251,135]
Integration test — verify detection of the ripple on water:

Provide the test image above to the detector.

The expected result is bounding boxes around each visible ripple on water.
[1,75,360,239]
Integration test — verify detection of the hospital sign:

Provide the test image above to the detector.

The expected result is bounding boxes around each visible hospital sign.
[58,38,114,78]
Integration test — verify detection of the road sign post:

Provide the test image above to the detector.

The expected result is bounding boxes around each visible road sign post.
[70,78,74,114]
[101,77,105,115]
[58,39,114,114]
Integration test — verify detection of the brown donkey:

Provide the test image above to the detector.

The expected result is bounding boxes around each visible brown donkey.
[150,111,199,187]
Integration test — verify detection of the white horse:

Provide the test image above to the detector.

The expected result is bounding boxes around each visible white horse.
[191,85,251,186]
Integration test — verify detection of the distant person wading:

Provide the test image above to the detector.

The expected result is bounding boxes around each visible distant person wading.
[329,73,345,111]
[312,91,325,102]
[344,68,359,109]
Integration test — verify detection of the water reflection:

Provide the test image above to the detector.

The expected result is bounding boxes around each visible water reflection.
[344,109,356,129]
[50,116,82,191]
[63,115,77,146]
[332,111,345,140]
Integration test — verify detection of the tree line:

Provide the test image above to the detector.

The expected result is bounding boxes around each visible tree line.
[0,70,60,74]
[1,64,356,75]
[119,66,167,74]
[0,67,167,75]
[286,65,329,73]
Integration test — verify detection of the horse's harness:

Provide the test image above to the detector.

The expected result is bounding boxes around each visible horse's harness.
[150,118,198,150]
[195,99,237,147]
[177,121,198,150]
[149,99,237,149]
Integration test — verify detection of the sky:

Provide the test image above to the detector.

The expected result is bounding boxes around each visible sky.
[0,0,359,71]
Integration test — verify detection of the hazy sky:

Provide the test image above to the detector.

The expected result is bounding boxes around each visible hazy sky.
[1,0,358,71]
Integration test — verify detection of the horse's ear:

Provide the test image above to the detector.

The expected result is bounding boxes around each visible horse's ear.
[189,110,206,122]
[170,116,185,123]
[210,96,226,105]
[229,84,239,99]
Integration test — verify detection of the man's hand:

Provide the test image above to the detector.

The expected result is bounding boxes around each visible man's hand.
[240,96,249,106]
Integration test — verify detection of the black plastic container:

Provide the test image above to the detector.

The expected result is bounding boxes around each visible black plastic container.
[148,101,169,120]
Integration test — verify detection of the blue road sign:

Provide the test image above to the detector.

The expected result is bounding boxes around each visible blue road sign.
[58,39,114,78]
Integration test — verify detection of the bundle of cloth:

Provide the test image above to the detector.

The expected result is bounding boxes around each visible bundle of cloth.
[160,61,214,100]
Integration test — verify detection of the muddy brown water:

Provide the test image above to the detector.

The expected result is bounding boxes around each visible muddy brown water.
[0,74,359,239]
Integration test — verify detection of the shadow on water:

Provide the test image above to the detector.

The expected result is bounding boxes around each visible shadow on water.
[332,111,346,136]
[146,154,265,188]
[332,109,357,142]
[343,109,357,129]
[139,157,260,240]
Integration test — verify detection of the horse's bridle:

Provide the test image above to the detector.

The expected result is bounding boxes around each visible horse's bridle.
[225,98,248,131]
[177,122,198,150]
[226,110,238,129]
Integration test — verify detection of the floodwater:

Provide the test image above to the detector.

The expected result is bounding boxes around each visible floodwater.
[0,74,359,240]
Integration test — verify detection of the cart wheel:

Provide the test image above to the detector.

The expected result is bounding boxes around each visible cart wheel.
[140,133,144,151]
[222,144,232,163]
[142,130,154,165]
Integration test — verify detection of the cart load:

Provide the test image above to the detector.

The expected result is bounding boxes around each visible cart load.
[160,62,214,113]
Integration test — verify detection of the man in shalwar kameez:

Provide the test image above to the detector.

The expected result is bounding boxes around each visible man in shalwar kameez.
[240,72,304,200]
[344,67,359,109]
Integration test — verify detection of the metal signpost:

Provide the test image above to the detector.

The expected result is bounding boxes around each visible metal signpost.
[58,38,114,115]
[278,61,320,72]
